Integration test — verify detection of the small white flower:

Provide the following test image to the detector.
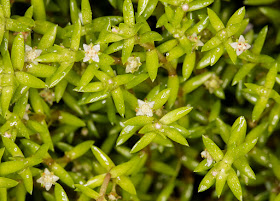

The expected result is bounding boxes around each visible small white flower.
[3,132,12,138]
[108,192,121,201]
[22,104,31,121]
[78,12,83,25]
[39,89,55,105]
[24,45,42,65]
[155,123,162,129]
[108,79,114,85]
[174,33,180,38]
[155,108,163,117]
[83,43,100,63]
[212,171,218,177]
[14,32,29,40]
[201,150,214,167]
[81,128,89,136]
[111,26,119,34]
[204,74,223,94]
[36,168,59,191]
[230,35,251,56]
[182,3,189,12]
[125,56,142,73]
[188,33,204,47]
[136,100,155,117]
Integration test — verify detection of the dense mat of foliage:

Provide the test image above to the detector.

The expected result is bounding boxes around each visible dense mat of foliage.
[0,0,280,200]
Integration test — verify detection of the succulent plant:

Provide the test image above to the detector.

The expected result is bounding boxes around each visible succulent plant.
[0,0,279,200]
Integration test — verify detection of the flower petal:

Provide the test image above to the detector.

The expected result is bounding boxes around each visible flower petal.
[137,100,145,106]
[236,48,243,56]
[83,44,89,51]
[25,45,32,52]
[45,183,52,191]
[245,43,251,50]
[93,44,100,52]
[148,101,155,108]
[35,49,42,57]
[136,110,144,116]
[44,168,50,174]
[197,40,204,47]
[53,175,60,182]
[83,56,90,63]
[92,55,99,62]
[239,35,245,42]
[230,42,238,49]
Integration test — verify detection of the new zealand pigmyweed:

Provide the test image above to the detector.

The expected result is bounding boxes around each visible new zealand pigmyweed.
[0,0,279,200]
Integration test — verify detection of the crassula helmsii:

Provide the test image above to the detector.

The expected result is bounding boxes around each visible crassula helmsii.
[0,0,279,200]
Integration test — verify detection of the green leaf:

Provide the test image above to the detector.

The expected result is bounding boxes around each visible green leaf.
[198,168,216,192]
[226,6,245,27]
[131,132,157,153]
[91,145,115,171]
[55,183,69,201]
[50,162,74,188]
[228,116,247,146]
[85,174,106,189]
[182,52,196,81]
[116,175,136,195]
[111,87,125,117]
[19,168,33,194]
[137,0,149,16]
[37,25,57,50]
[47,62,74,88]
[233,156,255,180]
[151,88,170,110]
[270,154,280,180]
[216,118,231,143]
[202,36,222,52]
[202,136,223,162]
[244,0,277,5]
[110,156,140,178]
[81,0,92,25]
[225,38,237,64]
[117,125,141,146]
[123,0,135,27]
[139,31,162,43]
[183,72,213,93]
[11,33,24,70]
[150,161,176,176]
[59,111,86,127]
[215,167,228,198]
[194,159,212,172]
[74,184,99,199]
[188,0,214,11]
[2,136,24,157]
[227,168,242,201]
[0,177,18,188]
[124,116,154,126]
[159,106,192,125]
[65,141,94,161]
[163,126,189,146]
[207,8,225,32]
[252,26,268,55]
[156,180,175,201]
[232,63,255,85]
[146,49,159,82]
[122,37,135,64]
[0,161,26,176]
[167,75,179,109]
[15,72,46,88]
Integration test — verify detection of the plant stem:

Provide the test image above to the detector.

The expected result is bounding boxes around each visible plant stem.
[97,173,111,201]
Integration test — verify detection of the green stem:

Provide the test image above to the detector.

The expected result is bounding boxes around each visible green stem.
[97,173,111,201]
